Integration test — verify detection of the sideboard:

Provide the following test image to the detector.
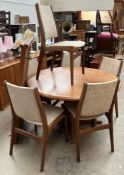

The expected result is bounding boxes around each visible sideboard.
[0,59,20,110]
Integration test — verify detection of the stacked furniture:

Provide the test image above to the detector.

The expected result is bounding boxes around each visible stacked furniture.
[0,11,11,36]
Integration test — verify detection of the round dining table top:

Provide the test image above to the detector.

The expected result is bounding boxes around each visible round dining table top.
[27,67,117,101]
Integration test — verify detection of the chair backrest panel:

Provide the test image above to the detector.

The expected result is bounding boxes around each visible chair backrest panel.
[19,37,34,86]
[28,58,38,78]
[99,57,123,76]
[80,80,118,118]
[6,82,45,124]
[38,4,58,40]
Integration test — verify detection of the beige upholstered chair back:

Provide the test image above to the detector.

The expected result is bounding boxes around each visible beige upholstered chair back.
[28,58,38,78]
[37,4,58,40]
[5,82,45,124]
[80,80,118,118]
[99,57,123,76]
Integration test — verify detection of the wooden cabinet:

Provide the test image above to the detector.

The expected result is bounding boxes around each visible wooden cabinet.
[0,59,20,110]
[0,51,62,110]
[0,11,11,35]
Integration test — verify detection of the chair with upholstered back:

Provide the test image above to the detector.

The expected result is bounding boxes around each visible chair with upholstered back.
[18,37,34,86]
[35,3,85,85]
[5,81,66,172]
[99,56,123,118]
[64,79,119,162]
[99,56,123,77]
[19,39,53,105]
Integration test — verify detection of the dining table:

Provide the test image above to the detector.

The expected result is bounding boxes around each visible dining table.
[27,67,117,101]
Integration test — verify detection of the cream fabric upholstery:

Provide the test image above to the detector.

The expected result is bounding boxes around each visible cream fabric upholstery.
[43,103,64,125]
[62,51,81,67]
[39,5,58,40]
[99,57,122,76]
[38,5,85,48]
[6,82,64,125]
[50,41,85,48]
[65,80,118,119]
[28,58,38,78]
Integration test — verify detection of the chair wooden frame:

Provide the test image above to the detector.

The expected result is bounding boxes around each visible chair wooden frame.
[64,80,119,162]
[5,82,67,172]
[35,3,85,85]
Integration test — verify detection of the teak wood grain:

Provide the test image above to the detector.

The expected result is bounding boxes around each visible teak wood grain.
[27,67,117,101]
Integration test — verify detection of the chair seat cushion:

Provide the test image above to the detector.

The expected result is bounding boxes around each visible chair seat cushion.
[44,103,64,125]
[26,103,64,126]
[64,102,101,120]
[50,41,85,48]
[98,32,118,39]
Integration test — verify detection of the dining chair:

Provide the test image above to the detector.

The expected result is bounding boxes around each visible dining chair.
[18,37,34,86]
[5,81,67,172]
[19,37,60,107]
[64,79,119,162]
[35,3,85,85]
[95,10,118,57]
[99,56,123,118]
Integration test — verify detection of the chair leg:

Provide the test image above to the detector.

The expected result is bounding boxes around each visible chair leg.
[91,119,96,127]
[106,112,114,152]
[64,115,68,142]
[75,128,80,162]
[9,132,15,155]
[115,95,118,118]
[70,52,74,85]
[34,125,38,134]
[109,122,114,152]
[70,118,75,143]
[40,136,48,172]
[81,49,85,74]
[9,120,15,155]
[36,55,43,80]
[51,52,56,71]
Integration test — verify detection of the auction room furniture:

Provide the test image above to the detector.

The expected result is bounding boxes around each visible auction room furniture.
[0,10,11,36]
[0,37,35,110]
[5,81,66,172]
[76,20,90,31]
[35,3,85,85]
[99,56,123,118]
[0,59,20,110]
[64,79,119,162]
[95,10,118,57]
[27,67,117,101]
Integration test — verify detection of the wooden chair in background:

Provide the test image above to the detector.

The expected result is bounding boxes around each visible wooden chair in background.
[5,81,67,172]
[64,79,119,162]
[35,3,85,85]
[95,10,118,57]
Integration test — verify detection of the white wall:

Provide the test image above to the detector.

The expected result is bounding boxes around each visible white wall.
[48,0,114,12]
[0,0,43,24]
